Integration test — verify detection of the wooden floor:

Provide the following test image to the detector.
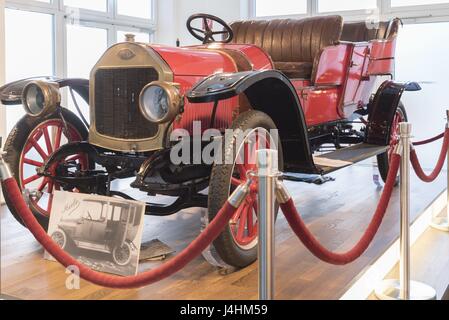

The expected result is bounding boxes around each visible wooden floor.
[368,207,449,300]
[0,160,446,300]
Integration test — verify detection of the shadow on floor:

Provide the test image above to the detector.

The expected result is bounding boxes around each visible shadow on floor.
[443,286,449,300]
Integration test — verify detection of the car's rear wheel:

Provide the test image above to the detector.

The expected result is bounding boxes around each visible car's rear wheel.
[112,242,132,266]
[207,110,283,268]
[1,109,89,230]
[377,102,408,183]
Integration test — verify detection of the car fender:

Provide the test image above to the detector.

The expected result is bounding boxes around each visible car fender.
[186,70,317,173]
[0,77,89,105]
[366,80,421,146]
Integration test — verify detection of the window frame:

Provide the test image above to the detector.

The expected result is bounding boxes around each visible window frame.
[115,0,156,24]
[115,26,153,43]
[387,0,449,12]
[4,0,156,77]
[250,0,449,23]
[0,0,156,202]
[316,0,380,17]
[3,0,155,109]
[0,0,5,204]
[249,0,311,19]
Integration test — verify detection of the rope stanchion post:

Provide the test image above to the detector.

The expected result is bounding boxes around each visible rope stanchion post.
[0,151,12,181]
[430,110,449,232]
[375,123,437,300]
[256,149,279,301]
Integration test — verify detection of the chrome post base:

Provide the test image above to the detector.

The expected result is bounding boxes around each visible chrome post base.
[430,216,449,232]
[375,279,437,300]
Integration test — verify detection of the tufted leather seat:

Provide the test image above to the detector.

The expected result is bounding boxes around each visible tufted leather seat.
[229,16,343,80]
[341,19,401,42]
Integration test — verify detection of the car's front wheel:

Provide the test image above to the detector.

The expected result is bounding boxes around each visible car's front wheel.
[51,229,68,250]
[207,110,283,268]
[1,108,89,230]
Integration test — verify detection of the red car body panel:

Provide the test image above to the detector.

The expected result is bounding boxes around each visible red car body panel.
[200,43,275,71]
[152,34,396,129]
[174,75,238,133]
[152,45,237,76]
[154,44,273,133]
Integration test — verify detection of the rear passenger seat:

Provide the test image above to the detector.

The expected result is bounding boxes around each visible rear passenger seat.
[340,19,401,42]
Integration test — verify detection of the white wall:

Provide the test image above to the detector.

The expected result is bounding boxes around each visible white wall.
[395,22,449,169]
[0,0,5,204]
[155,0,249,46]
[0,0,5,143]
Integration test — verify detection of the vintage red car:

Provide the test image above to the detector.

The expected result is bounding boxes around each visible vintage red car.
[0,13,419,268]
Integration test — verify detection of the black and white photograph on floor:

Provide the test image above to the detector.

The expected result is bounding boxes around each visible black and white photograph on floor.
[45,191,146,276]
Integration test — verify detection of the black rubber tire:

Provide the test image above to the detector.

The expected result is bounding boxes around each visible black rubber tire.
[208,110,284,268]
[1,108,88,230]
[377,102,408,184]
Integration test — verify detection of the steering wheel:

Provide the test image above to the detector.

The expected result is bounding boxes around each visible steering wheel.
[187,14,234,44]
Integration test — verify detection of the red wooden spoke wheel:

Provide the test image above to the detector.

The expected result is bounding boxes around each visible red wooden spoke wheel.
[19,119,87,217]
[388,109,404,160]
[207,110,283,268]
[2,109,89,229]
[229,129,270,248]
[377,103,408,183]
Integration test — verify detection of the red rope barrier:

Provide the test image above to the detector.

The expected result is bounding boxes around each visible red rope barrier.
[3,178,237,289]
[280,153,401,265]
[413,132,444,146]
[410,128,449,183]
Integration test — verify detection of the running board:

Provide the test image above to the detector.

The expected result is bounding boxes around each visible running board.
[314,143,389,175]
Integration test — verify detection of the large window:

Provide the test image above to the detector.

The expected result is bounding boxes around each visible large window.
[66,24,108,79]
[117,30,150,43]
[5,8,54,132]
[3,0,155,131]
[391,0,449,7]
[256,0,307,17]
[117,0,152,20]
[66,24,108,117]
[318,0,377,13]
[64,0,107,12]
[253,0,449,17]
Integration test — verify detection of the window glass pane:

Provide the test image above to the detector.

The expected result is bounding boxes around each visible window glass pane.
[396,22,449,168]
[392,0,449,7]
[117,0,152,19]
[66,24,108,118]
[256,0,307,17]
[117,30,150,43]
[5,9,53,133]
[318,0,377,12]
[64,0,107,12]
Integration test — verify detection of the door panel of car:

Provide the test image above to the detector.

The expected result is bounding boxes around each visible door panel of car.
[343,45,369,107]
[89,220,108,242]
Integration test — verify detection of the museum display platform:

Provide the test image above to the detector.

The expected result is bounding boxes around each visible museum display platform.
[1,159,448,300]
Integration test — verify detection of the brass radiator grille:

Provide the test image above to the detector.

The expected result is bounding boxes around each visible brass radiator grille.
[94,67,159,140]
